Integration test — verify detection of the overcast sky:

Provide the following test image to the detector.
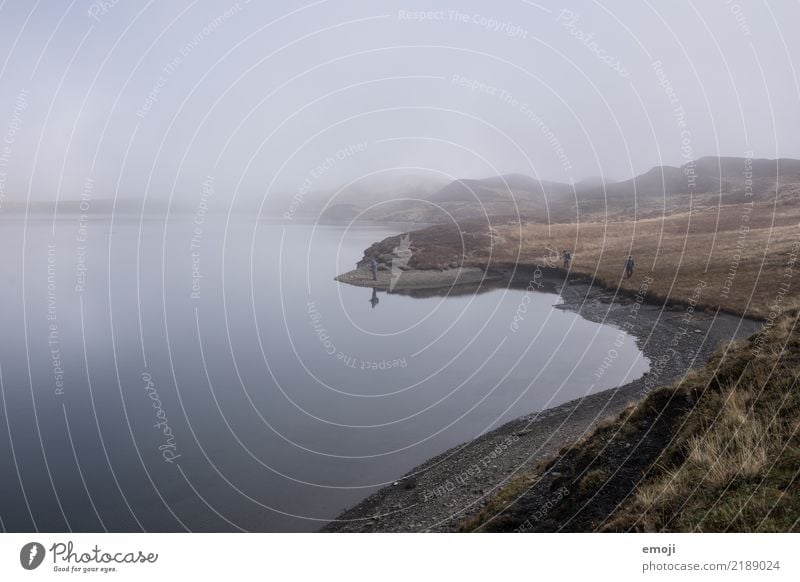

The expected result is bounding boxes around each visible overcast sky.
[0,0,798,207]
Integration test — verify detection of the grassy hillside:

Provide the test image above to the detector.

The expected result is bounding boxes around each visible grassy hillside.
[361,196,800,319]
[462,307,800,532]
[491,199,800,319]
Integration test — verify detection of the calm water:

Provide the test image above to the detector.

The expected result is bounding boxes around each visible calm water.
[0,214,647,532]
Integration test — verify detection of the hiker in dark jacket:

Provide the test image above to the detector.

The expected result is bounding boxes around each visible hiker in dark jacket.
[370,258,379,281]
[625,255,634,278]
[563,250,571,269]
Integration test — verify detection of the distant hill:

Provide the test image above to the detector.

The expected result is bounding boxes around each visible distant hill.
[580,156,800,202]
[574,176,616,188]
[260,156,800,224]
[6,157,798,224]
[427,178,504,203]
[693,155,800,180]
[429,174,572,204]
[289,173,449,222]
[569,156,800,219]
[361,156,800,223]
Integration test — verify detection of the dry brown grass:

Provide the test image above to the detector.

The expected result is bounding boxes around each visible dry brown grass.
[461,308,800,532]
[604,311,800,532]
[485,201,800,319]
[400,198,800,318]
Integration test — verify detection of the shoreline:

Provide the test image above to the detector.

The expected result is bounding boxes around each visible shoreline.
[323,269,761,532]
[334,265,501,291]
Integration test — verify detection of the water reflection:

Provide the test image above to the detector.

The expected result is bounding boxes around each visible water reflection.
[379,270,566,300]
[0,218,647,532]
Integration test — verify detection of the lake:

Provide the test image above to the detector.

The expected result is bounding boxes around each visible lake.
[0,214,647,532]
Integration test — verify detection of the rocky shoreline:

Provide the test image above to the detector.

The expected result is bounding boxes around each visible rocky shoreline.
[322,269,761,532]
[334,265,502,291]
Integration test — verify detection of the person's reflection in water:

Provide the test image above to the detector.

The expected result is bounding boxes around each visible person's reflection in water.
[369,287,380,309]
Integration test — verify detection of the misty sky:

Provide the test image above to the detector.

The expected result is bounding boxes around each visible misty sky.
[0,0,798,208]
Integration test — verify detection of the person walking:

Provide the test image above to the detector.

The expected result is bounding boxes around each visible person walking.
[625,255,634,278]
[370,258,379,281]
[563,250,571,269]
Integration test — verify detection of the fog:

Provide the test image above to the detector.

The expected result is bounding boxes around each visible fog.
[0,0,798,210]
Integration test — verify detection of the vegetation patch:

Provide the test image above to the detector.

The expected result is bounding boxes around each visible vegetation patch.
[463,308,800,532]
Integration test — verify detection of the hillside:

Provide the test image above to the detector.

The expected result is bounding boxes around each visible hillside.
[463,307,800,532]
[355,192,800,320]
[320,156,800,224]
